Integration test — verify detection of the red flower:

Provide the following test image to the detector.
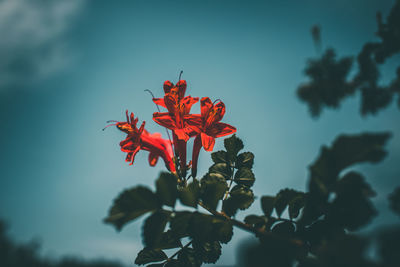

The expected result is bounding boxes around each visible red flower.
[113,110,176,173]
[189,97,236,177]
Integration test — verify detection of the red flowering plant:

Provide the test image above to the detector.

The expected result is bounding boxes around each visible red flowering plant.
[104,76,395,267]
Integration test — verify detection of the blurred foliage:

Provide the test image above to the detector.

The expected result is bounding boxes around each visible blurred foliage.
[297,0,400,117]
[0,220,124,267]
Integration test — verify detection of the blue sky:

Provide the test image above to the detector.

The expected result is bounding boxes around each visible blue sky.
[0,0,399,265]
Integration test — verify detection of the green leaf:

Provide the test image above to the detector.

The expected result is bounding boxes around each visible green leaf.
[389,187,400,216]
[156,172,178,208]
[143,211,170,248]
[274,189,302,218]
[188,213,215,243]
[213,219,233,243]
[236,152,254,169]
[271,221,295,238]
[104,186,160,231]
[288,193,306,219]
[234,167,255,187]
[224,134,244,160]
[200,174,228,210]
[157,230,182,250]
[135,248,167,265]
[177,247,202,267]
[209,163,232,180]
[222,185,254,217]
[192,240,222,264]
[170,211,192,238]
[211,150,229,164]
[261,196,275,217]
[179,180,200,208]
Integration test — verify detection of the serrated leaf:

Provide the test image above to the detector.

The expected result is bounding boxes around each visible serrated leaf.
[222,186,254,217]
[188,213,215,243]
[143,211,170,248]
[177,247,202,267]
[170,211,192,238]
[234,167,255,187]
[104,186,160,231]
[179,180,200,208]
[156,172,178,208]
[211,150,229,164]
[236,152,254,169]
[200,174,228,210]
[224,134,244,160]
[213,219,233,243]
[261,196,275,217]
[389,187,400,216]
[157,230,182,249]
[192,240,222,264]
[288,194,306,219]
[209,163,232,180]
[135,248,167,265]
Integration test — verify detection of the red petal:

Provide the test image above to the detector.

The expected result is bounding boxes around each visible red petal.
[164,80,174,94]
[181,96,199,114]
[148,152,159,166]
[153,98,166,108]
[201,132,215,151]
[208,122,236,138]
[176,80,187,99]
[201,97,213,118]
[164,94,178,114]
[174,128,189,141]
[153,113,176,129]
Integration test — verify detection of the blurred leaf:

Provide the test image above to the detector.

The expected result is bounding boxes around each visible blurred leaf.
[143,211,170,248]
[288,193,306,220]
[157,230,182,250]
[222,185,254,217]
[211,151,229,164]
[177,247,202,267]
[156,172,178,208]
[234,167,255,187]
[388,187,400,216]
[170,211,192,238]
[192,240,222,264]
[200,174,228,210]
[104,186,160,231]
[164,259,179,267]
[261,196,275,217]
[135,248,167,265]
[188,213,233,244]
[378,226,400,267]
[236,152,254,169]
[224,135,244,160]
[275,189,303,218]
[244,215,267,228]
[179,180,200,208]
[209,163,232,180]
[271,221,295,238]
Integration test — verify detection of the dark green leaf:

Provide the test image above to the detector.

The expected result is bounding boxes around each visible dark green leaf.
[388,187,400,216]
[288,193,306,219]
[188,213,215,243]
[104,186,160,231]
[170,211,192,238]
[177,247,202,267]
[271,221,295,238]
[200,174,228,210]
[143,211,170,248]
[261,196,275,217]
[157,230,182,249]
[224,134,244,160]
[213,219,233,244]
[156,172,178,208]
[209,163,232,180]
[135,248,167,265]
[234,167,255,187]
[274,189,301,218]
[211,150,229,164]
[179,180,200,208]
[192,240,222,264]
[236,152,254,169]
[147,264,165,267]
[222,185,254,217]
[164,259,179,267]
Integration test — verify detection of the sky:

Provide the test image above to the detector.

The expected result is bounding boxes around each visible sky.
[0,0,399,266]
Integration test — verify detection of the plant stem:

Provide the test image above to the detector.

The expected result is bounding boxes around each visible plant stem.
[167,240,192,261]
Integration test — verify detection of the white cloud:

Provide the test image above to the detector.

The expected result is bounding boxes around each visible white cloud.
[0,0,84,91]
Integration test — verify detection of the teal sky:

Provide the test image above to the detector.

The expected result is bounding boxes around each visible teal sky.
[0,0,399,265]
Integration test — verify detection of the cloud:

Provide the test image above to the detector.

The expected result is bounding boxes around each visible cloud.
[0,0,84,92]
